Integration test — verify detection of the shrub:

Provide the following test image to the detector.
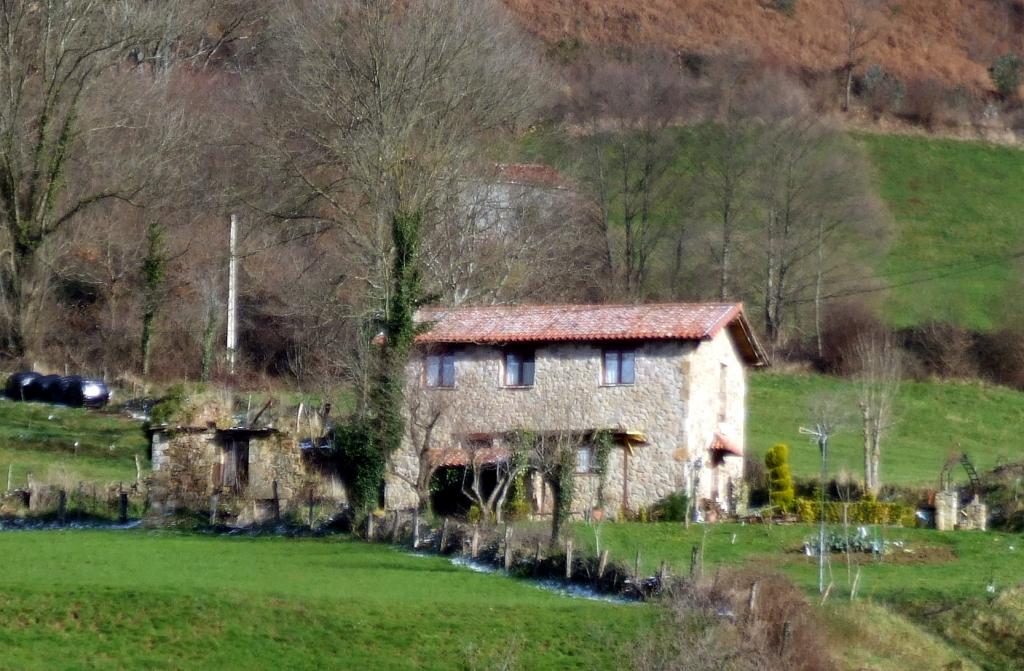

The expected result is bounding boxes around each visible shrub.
[991,53,1024,98]
[765,444,795,511]
[900,78,947,129]
[149,384,187,426]
[793,497,915,526]
[333,420,384,512]
[900,321,978,379]
[635,568,834,671]
[974,325,1024,389]
[652,492,690,522]
[861,64,905,117]
[772,0,797,16]
[816,299,888,374]
[744,454,769,507]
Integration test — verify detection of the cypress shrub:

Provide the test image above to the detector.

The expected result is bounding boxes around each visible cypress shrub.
[765,443,795,511]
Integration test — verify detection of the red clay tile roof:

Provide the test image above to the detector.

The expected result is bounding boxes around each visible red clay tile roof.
[414,303,768,365]
[416,302,737,341]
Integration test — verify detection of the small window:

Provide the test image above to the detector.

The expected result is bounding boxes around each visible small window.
[425,350,456,388]
[602,349,636,385]
[576,446,595,474]
[504,349,536,387]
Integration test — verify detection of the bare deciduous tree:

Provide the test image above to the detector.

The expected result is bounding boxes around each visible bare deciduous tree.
[256,0,545,400]
[850,333,901,496]
[461,437,528,526]
[0,1,188,358]
[838,0,883,113]
[568,51,694,297]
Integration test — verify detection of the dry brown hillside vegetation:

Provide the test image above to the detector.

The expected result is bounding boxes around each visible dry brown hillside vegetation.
[505,0,1024,95]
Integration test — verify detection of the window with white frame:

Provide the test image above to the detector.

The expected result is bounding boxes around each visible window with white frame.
[602,348,636,385]
[575,446,595,474]
[425,350,456,388]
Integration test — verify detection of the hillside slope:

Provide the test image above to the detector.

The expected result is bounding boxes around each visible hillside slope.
[505,0,1019,94]
[748,371,1024,485]
[858,133,1024,329]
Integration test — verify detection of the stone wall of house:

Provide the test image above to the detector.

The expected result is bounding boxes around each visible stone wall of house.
[684,329,747,507]
[387,328,749,516]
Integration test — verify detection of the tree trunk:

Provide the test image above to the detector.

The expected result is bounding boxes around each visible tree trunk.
[200,302,219,382]
[844,67,854,113]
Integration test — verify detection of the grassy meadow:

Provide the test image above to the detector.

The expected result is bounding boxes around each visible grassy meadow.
[748,371,1024,485]
[858,134,1024,330]
[0,525,1017,670]
[0,531,650,670]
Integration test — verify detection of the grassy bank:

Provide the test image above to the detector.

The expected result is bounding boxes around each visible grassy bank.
[748,371,1024,485]
[0,400,147,485]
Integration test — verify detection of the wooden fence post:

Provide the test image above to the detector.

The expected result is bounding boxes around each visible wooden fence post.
[565,538,574,580]
[271,480,280,524]
[596,549,609,584]
[658,560,668,586]
[533,540,543,577]
[366,513,375,541]
[779,621,792,656]
[634,549,641,579]
[209,494,219,526]
[747,580,760,619]
[391,511,401,543]
[118,491,128,524]
[471,526,480,559]
[438,517,450,553]
[503,525,514,571]
[689,545,699,578]
[413,508,421,549]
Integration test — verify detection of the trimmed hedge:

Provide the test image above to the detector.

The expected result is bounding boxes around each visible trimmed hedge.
[794,497,916,527]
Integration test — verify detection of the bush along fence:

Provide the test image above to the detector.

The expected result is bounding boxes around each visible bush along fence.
[360,511,707,601]
[792,498,915,527]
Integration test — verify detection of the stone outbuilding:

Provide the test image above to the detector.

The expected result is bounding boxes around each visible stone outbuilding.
[385,302,767,518]
[149,425,344,512]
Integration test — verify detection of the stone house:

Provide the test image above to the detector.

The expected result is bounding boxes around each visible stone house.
[385,303,767,517]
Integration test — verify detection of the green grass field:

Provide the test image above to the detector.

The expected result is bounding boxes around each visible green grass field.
[0,526,1016,670]
[857,134,1024,330]
[748,371,1024,485]
[0,531,650,670]
[570,521,1021,609]
[0,400,148,486]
